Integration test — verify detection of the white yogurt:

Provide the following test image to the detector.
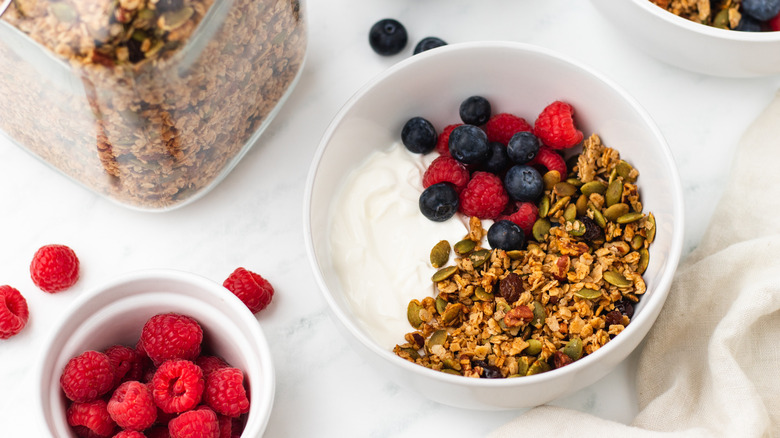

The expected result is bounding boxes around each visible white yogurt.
[329,144,468,349]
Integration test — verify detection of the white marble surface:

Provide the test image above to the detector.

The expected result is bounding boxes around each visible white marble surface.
[1,1,780,436]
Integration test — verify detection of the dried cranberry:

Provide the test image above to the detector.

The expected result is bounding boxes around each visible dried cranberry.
[472,360,502,379]
[498,272,524,304]
[552,351,573,369]
[125,39,145,64]
[604,310,623,327]
[578,216,605,243]
[614,299,635,319]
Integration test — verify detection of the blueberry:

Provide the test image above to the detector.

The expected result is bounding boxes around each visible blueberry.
[449,124,489,165]
[507,131,540,164]
[735,14,765,31]
[741,0,780,21]
[419,183,459,222]
[369,18,408,56]
[459,96,491,126]
[487,220,525,251]
[413,36,447,54]
[504,165,544,202]
[479,142,510,175]
[401,117,437,154]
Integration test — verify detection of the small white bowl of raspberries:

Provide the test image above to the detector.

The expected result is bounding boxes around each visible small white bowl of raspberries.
[35,269,275,438]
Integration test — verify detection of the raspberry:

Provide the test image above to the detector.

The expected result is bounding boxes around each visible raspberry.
[217,414,232,438]
[204,367,250,418]
[529,146,567,177]
[105,345,145,386]
[195,356,229,378]
[151,360,204,414]
[67,399,117,437]
[107,381,157,431]
[484,113,532,145]
[145,426,170,438]
[422,156,470,193]
[168,406,220,438]
[223,268,274,314]
[498,202,538,236]
[434,123,461,156]
[458,172,509,220]
[533,101,583,149]
[30,244,80,293]
[61,350,115,403]
[140,313,202,366]
[113,431,147,438]
[0,285,28,339]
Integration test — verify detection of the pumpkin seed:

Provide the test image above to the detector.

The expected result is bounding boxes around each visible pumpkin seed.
[407,300,424,329]
[527,359,551,375]
[563,338,583,360]
[441,303,463,326]
[538,195,551,218]
[517,356,534,376]
[606,179,623,207]
[160,6,194,31]
[469,249,491,268]
[525,339,542,356]
[631,235,645,250]
[427,329,448,350]
[713,7,730,29]
[588,202,607,228]
[531,301,546,327]
[543,170,561,190]
[638,248,649,274]
[443,357,461,370]
[575,288,602,300]
[532,218,551,242]
[549,196,571,217]
[604,270,632,288]
[569,219,586,237]
[435,296,448,315]
[441,369,461,375]
[581,180,607,197]
[474,287,494,301]
[617,212,644,224]
[430,240,451,268]
[554,181,578,198]
[432,266,458,282]
[563,203,577,222]
[506,250,523,260]
[453,239,476,255]
[646,212,656,243]
[566,177,583,188]
[608,167,618,185]
[575,195,588,216]
[616,160,636,183]
[400,347,420,360]
[603,203,630,222]
[50,2,77,23]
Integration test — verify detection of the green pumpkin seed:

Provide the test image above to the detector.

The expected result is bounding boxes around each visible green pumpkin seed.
[543,170,561,190]
[469,249,491,268]
[581,180,607,197]
[441,369,461,375]
[617,212,645,224]
[538,195,551,218]
[563,203,577,222]
[575,195,588,216]
[606,179,623,207]
[713,7,730,29]
[516,356,533,376]
[588,203,607,228]
[441,303,463,326]
[616,160,636,182]
[430,240,451,268]
[427,329,448,349]
[631,235,645,250]
[603,203,630,222]
[453,239,476,255]
[527,359,551,375]
[443,357,461,370]
[604,270,632,288]
[160,6,194,31]
[50,2,77,23]
[474,287,494,301]
[569,219,586,237]
[407,300,424,329]
[566,178,583,187]
[554,182,578,198]
[549,196,571,217]
[532,218,552,242]
[506,250,523,260]
[525,339,542,356]
[531,301,546,327]
[575,288,602,300]
[608,167,618,185]
[563,338,583,360]
[432,266,458,282]
[638,248,650,274]
[400,347,420,360]
[435,296,448,315]
[646,212,656,243]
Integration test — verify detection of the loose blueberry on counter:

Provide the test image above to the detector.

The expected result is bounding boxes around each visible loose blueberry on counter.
[413,36,447,55]
[487,220,525,251]
[401,117,437,154]
[741,0,780,21]
[479,141,510,175]
[507,131,540,164]
[504,165,544,202]
[459,96,491,126]
[419,183,459,222]
[369,18,408,56]
[448,124,489,165]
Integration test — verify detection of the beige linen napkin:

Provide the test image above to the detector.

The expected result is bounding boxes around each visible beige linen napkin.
[490,93,780,438]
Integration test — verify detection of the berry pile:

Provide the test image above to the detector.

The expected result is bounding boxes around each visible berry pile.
[404,96,583,251]
[59,313,251,438]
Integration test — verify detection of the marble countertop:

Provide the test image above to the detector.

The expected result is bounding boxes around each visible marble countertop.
[2,1,780,436]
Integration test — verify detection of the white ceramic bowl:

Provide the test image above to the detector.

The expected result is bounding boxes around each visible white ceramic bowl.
[590,0,780,77]
[36,269,275,437]
[304,41,684,410]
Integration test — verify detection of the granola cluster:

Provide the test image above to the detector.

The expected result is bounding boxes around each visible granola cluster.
[651,0,742,29]
[0,0,305,209]
[394,134,655,378]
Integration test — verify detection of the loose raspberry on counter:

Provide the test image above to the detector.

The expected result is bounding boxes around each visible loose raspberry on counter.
[204,367,250,418]
[151,360,204,414]
[105,345,145,386]
[483,113,533,145]
[0,285,29,339]
[168,406,220,438]
[107,381,157,431]
[458,171,509,220]
[529,145,568,178]
[66,399,117,437]
[533,101,583,149]
[422,156,470,193]
[60,350,116,403]
[434,123,462,156]
[195,356,230,378]
[30,244,80,293]
[498,201,539,237]
[223,268,274,314]
[140,313,203,366]
[113,430,147,438]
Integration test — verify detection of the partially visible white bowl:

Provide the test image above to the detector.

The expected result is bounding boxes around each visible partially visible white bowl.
[36,269,275,437]
[304,41,684,410]
[590,0,780,77]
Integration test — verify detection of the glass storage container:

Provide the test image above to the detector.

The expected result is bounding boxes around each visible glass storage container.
[0,0,306,210]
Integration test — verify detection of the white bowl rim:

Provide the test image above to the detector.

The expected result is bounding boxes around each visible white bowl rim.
[303,40,685,389]
[33,268,276,435]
